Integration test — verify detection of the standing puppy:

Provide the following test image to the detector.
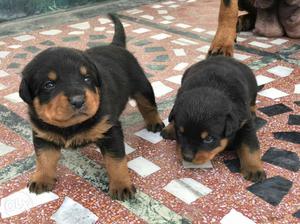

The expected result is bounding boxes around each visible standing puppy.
[19,14,164,200]
[161,56,266,182]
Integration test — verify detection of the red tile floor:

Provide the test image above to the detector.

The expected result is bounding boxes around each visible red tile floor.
[0,0,299,223]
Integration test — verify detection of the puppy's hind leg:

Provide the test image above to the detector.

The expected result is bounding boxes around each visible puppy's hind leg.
[131,68,165,132]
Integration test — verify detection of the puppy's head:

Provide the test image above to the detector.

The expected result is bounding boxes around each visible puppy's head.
[19,47,101,128]
[172,88,239,164]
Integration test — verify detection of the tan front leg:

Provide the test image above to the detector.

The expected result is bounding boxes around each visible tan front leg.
[208,0,238,57]
[104,154,136,200]
[29,149,61,194]
[237,144,266,182]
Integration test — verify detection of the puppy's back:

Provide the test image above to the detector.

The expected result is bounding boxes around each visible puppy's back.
[181,56,257,103]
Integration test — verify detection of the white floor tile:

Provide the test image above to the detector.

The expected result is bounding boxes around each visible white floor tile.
[135,128,163,144]
[196,55,206,61]
[267,66,293,77]
[192,27,205,33]
[171,40,188,46]
[151,33,171,40]
[0,142,15,156]
[126,9,143,14]
[160,20,172,25]
[140,15,154,20]
[173,62,189,71]
[128,157,160,177]
[249,41,272,49]
[125,143,136,155]
[256,36,269,40]
[69,22,90,30]
[51,197,98,224]
[236,37,247,42]
[0,188,59,218]
[182,160,213,169]
[162,15,175,20]
[221,209,256,224]
[166,75,183,84]
[8,45,22,49]
[294,84,300,94]
[206,31,216,36]
[0,70,10,77]
[98,18,111,24]
[152,4,163,8]
[169,4,179,8]
[177,38,197,45]
[158,10,168,14]
[255,75,274,86]
[13,35,35,42]
[176,23,191,29]
[0,41,5,45]
[94,27,106,32]
[151,81,173,98]
[0,51,10,59]
[270,38,288,45]
[163,1,176,5]
[196,45,210,53]
[133,28,150,34]
[4,92,23,103]
[40,29,62,35]
[0,83,6,90]
[68,31,85,35]
[233,53,250,61]
[164,178,212,204]
[173,48,186,56]
[258,88,289,99]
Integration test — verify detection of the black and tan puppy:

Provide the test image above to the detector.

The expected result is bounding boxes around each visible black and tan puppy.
[161,56,266,182]
[19,14,164,200]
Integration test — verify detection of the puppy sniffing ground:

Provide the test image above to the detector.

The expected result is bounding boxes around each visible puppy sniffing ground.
[19,14,165,200]
[161,55,266,182]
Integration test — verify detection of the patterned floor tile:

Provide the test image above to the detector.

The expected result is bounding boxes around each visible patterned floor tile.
[69,22,90,30]
[151,81,173,97]
[164,178,212,204]
[258,88,289,99]
[134,128,163,144]
[247,176,293,206]
[39,29,62,35]
[0,142,15,156]
[51,196,98,224]
[273,132,300,144]
[267,65,294,77]
[128,156,160,177]
[220,209,255,224]
[13,35,35,42]
[262,147,299,172]
[258,103,293,117]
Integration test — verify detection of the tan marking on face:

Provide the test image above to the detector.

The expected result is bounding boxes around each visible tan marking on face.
[32,115,111,148]
[250,105,256,113]
[33,88,100,128]
[134,93,163,128]
[104,154,133,196]
[176,143,183,160]
[192,138,229,164]
[200,131,208,139]
[179,126,185,133]
[48,71,57,81]
[80,66,87,76]
[237,144,263,173]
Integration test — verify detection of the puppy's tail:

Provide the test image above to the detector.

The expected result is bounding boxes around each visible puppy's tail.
[108,13,126,48]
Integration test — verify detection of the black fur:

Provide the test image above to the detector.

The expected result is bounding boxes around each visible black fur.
[20,15,163,199]
[162,56,260,167]
[223,0,231,7]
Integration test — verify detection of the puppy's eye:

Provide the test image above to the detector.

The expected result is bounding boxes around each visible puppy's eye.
[44,80,55,90]
[203,135,215,144]
[83,76,91,83]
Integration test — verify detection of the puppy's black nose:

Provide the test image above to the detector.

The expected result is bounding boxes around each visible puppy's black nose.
[69,95,85,109]
[182,150,194,162]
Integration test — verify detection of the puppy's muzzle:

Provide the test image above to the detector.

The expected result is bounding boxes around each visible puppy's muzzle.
[69,95,85,110]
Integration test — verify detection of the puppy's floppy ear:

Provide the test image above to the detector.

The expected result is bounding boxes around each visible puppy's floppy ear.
[224,111,239,137]
[19,78,33,104]
[83,54,102,87]
[168,106,176,122]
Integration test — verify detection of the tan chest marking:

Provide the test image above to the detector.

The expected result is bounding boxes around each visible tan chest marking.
[32,116,112,148]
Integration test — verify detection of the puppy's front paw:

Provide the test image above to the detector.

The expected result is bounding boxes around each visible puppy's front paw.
[241,166,266,182]
[109,181,136,201]
[146,122,165,133]
[28,175,56,194]
[161,126,176,140]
